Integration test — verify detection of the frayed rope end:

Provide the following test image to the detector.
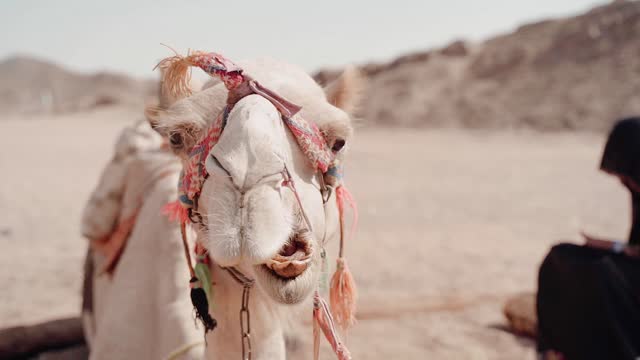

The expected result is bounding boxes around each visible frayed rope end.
[154,48,208,101]
[336,186,358,239]
[313,292,352,360]
[330,257,358,331]
[189,277,217,332]
[162,200,189,224]
[331,185,359,332]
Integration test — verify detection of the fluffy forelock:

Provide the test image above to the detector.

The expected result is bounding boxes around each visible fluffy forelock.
[155,57,355,149]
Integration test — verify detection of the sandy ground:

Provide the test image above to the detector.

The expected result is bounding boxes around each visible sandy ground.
[0,107,628,359]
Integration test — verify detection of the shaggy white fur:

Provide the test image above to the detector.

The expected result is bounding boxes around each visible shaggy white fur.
[82,121,203,360]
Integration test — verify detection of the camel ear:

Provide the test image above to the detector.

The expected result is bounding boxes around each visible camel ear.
[324,66,366,115]
[144,105,164,130]
[143,103,206,159]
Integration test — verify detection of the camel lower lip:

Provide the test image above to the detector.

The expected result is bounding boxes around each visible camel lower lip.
[266,250,312,279]
[266,232,313,279]
[254,262,317,304]
[264,260,310,279]
[251,231,317,304]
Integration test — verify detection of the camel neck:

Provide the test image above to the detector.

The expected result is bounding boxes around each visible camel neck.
[204,265,286,360]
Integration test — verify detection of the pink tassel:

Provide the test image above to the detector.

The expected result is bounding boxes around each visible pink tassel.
[313,308,320,360]
[330,186,359,331]
[329,258,358,331]
[336,186,358,238]
[313,292,351,360]
[162,200,189,224]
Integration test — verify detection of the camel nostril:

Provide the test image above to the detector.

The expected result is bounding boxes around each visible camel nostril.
[208,154,231,177]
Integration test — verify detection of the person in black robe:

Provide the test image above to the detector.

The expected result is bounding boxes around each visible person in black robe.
[536,117,640,360]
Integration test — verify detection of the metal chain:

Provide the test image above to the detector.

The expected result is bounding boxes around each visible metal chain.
[223,267,255,360]
[240,283,252,360]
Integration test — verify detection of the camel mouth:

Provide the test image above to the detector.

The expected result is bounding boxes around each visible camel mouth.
[265,231,313,280]
[253,230,317,304]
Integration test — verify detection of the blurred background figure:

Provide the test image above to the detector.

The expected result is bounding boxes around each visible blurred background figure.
[80,119,202,360]
[537,117,640,360]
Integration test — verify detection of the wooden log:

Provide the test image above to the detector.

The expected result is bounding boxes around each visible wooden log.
[503,292,537,338]
[0,317,85,359]
[37,344,89,360]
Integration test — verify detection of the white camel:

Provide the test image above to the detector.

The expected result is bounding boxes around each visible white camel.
[146,56,363,359]
[81,121,203,359]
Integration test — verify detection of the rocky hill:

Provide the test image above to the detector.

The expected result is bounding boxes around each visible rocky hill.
[315,0,640,131]
[3,1,638,130]
[0,56,156,116]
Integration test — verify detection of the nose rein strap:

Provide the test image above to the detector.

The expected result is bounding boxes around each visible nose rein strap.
[281,165,314,234]
[211,154,314,234]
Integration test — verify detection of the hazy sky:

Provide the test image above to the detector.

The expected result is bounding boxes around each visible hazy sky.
[1,0,606,78]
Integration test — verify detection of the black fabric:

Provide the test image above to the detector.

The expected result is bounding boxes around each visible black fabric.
[189,277,217,333]
[600,117,640,185]
[601,117,640,245]
[537,243,640,359]
[631,194,640,246]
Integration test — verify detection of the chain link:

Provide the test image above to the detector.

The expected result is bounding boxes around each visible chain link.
[240,284,252,360]
[223,267,255,360]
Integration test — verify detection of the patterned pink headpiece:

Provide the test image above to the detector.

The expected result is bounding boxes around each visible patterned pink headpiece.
[157,52,339,214]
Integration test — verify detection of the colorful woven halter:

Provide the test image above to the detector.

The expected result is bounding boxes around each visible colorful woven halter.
[158,52,341,216]
[158,51,356,360]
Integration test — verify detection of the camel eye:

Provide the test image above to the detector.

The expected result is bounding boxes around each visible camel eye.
[169,132,183,148]
[332,139,346,152]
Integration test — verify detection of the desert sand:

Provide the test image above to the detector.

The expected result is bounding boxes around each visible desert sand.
[0,107,627,359]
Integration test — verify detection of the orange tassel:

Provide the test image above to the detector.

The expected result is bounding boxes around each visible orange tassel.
[313,307,320,360]
[330,186,359,331]
[335,186,358,238]
[154,47,207,100]
[329,258,358,331]
[313,292,351,360]
[162,200,189,224]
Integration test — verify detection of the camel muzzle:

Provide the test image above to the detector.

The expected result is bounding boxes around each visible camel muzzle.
[266,230,313,279]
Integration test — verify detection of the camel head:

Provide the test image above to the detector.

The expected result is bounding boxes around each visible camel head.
[147,58,364,305]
